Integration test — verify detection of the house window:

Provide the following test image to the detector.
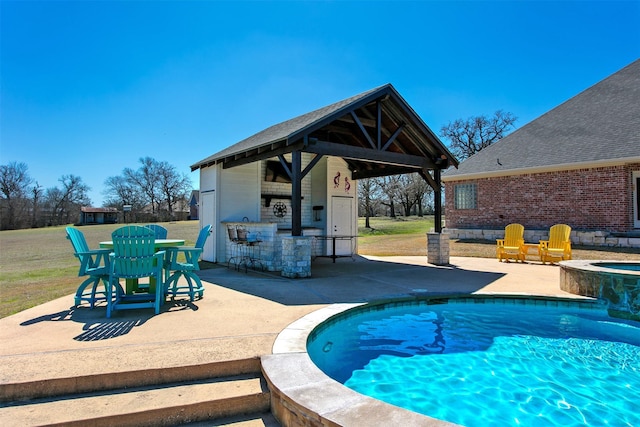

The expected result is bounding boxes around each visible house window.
[454,183,477,209]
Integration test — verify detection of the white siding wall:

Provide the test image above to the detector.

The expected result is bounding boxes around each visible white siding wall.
[219,162,261,221]
[310,157,328,230]
[199,165,218,262]
[215,163,261,262]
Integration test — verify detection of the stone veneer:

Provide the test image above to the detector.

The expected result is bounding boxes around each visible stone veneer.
[427,232,450,265]
[281,236,312,278]
[446,228,640,248]
[560,260,640,320]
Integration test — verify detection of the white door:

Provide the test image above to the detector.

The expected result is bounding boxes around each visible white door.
[200,191,216,262]
[331,196,353,255]
[634,171,640,229]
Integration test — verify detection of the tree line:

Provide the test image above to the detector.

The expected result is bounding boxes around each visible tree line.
[0,157,192,230]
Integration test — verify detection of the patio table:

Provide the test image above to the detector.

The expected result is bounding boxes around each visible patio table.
[314,235,356,263]
[99,239,185,293]
[522,243,541,261]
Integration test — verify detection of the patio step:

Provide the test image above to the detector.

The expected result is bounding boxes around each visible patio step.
[0,359,276,426]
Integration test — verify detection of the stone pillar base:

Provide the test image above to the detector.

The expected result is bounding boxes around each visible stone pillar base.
[427,232,450,265]
[281,236,312,278]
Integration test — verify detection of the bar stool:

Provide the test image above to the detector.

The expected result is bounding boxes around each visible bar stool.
[227,225,242,269]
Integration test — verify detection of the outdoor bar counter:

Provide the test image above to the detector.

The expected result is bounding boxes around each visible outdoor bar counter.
[223,221,323,272]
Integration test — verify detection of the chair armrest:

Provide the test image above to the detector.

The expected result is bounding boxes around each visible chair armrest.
[173,247,201,255]
[539,240,549,250]
[496,239,505,247]
[76,249,111,262]
[77,248,111,256]
[167,246,203,266]
[77,249,111,273]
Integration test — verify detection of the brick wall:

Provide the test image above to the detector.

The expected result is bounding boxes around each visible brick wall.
[444,163,639,232]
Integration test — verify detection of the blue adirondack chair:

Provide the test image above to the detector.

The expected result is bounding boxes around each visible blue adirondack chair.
[145,224,168,239]
[164,224,212,301]
[107,225,166,318]
[66,227,111,308]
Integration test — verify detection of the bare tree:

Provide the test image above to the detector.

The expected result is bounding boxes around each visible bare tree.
[412,176,433,216]
[0,161,33,229]
[440,110,517,160]
[377,175,401,218]
[357,178,380,228]
[397,173,433,217]
[104,157,192,221]
[124,157,161,214]
[103,175,143,207]
[157,161,192,221]
[31,182,43,228]
[46,175,91,225]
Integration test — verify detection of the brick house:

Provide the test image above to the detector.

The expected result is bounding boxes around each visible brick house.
[442,60,640,247]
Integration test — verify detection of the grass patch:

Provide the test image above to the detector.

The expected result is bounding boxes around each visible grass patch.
[358,216,435,236]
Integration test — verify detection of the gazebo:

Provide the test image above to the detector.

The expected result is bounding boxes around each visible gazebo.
[192,84,458,276]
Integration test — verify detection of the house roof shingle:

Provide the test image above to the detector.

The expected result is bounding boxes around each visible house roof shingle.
[443,59,640,181]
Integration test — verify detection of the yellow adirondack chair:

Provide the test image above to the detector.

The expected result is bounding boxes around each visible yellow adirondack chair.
[539,224,572,264]
[496,223,525,262]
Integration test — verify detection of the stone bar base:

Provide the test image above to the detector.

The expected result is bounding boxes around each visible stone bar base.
[427,232,450,265]
[281,236,312,278]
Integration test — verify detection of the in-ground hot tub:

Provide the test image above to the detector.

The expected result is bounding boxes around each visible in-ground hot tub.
[560,260,640,320]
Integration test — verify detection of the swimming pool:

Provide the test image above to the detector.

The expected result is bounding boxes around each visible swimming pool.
[306,296,640,426]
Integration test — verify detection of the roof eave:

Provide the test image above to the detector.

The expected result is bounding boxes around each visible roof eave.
[441,156,640,182]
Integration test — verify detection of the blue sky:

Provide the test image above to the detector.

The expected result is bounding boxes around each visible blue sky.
[1,0,638,206]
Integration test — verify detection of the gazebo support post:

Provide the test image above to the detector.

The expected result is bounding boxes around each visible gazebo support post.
[427,168,449,265]
[281,149,312,278]
[291,149,302,237]
[434,169,442,233]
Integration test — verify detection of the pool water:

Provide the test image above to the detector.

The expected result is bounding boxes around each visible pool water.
[594,262,640,272]
[307,299,640,426]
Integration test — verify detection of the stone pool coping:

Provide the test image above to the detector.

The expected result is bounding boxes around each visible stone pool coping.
[261,295,604,427]
[560,259,640,275]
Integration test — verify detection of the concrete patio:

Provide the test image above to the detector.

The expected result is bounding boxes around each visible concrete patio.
[0,255,582,425]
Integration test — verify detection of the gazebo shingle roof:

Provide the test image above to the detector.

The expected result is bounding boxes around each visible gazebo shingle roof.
[191,84,456,175]
[192,86,384,168]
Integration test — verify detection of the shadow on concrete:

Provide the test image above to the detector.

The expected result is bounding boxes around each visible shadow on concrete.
[198,255,505,306]
[18,299,201,341]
